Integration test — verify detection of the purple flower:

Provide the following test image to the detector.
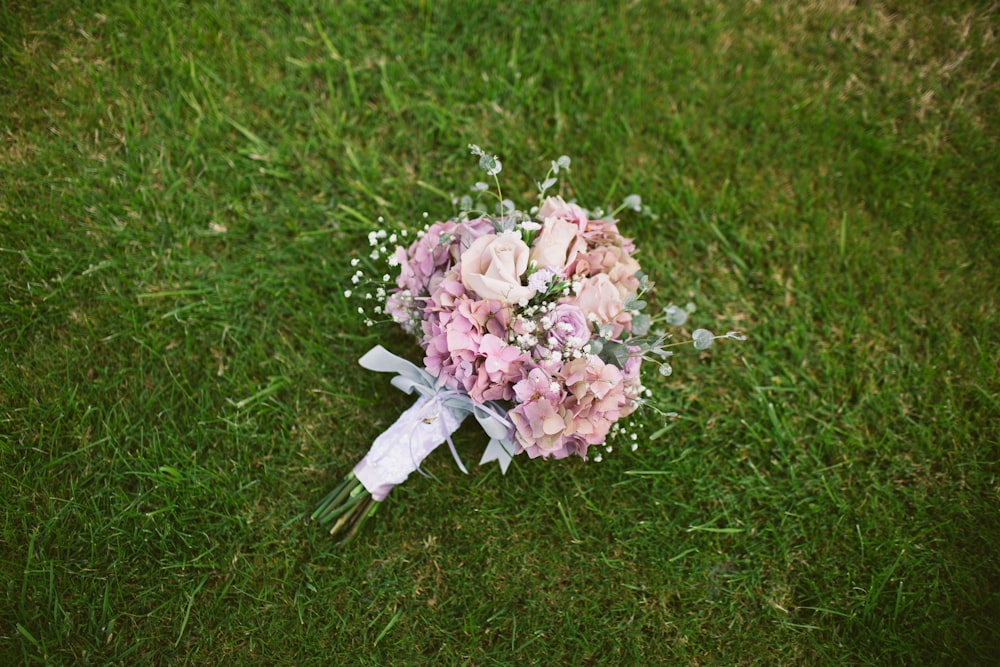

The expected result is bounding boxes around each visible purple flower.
[527,267,557,293]
[543,303,590,353]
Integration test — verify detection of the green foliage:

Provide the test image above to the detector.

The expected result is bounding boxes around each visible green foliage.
[2,0,998,664]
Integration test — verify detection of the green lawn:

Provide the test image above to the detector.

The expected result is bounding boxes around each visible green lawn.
[2,1,998,664]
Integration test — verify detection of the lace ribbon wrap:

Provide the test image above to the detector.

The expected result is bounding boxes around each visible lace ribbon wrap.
[352,346,516,501]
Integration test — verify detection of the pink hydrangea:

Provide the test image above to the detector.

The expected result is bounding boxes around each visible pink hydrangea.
[422,289,510,395]
[509,368,570,458]
[560,356,630,443]
[509,354,637,460]
[469,334,531,402]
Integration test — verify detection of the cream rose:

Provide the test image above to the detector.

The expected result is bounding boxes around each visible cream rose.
[460,232,536,303]
[530,217,585,272]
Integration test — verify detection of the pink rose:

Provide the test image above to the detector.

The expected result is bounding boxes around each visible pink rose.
[575,273,624,325]
[460,232,536,304]
[574,244,641,298]
[537,196,589,225]
[530,217,586,273]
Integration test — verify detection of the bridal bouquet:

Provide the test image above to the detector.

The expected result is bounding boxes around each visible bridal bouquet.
[312,146,743,541]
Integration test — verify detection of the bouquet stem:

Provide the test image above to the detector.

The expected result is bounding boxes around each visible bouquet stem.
[308,373,470,542]
[310,471,379,543]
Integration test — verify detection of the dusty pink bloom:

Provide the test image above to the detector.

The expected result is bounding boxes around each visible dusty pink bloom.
[579,216,635,255]
[422,306,478,388]
[531,217,586,273]
[509,355,634,460]
[559,356,631,447]
[537,196,589,226]
[576,273,628,334]
[427,273,466,311]
[396,221,459,293]
[480,334,527,377]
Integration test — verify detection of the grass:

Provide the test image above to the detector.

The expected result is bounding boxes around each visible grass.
[2,0,998,664]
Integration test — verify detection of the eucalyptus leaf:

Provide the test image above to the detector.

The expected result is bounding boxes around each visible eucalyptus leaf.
[631,313,652,336]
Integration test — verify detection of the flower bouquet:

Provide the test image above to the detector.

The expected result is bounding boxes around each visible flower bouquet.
[311,146,743,542]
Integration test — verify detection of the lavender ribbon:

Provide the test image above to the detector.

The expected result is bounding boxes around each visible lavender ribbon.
[352,346,516,500]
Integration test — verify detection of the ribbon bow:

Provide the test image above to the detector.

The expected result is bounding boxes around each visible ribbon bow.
[358,346,517,475]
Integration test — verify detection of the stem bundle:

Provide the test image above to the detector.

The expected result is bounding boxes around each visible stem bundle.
[310,472,379,543]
